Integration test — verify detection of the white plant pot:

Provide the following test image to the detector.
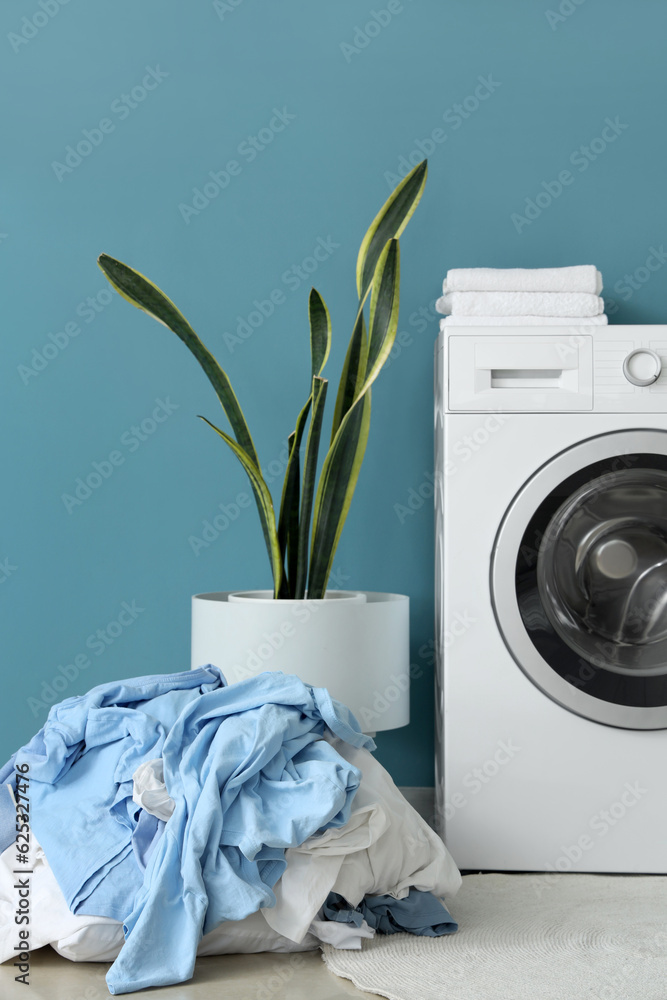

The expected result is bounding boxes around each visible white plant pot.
[191,590,410,733]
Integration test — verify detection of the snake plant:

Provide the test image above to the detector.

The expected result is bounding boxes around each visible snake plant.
[98,160,427,599]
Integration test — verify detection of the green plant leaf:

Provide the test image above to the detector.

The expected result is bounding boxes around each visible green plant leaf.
[330,237,400,446]
[308,239,401,597]
[199,416,283,598]
[355,160,427,300]
[97,253,260,468]
[331,189,408,444]
[98,160,425,603]
[309,288,331,379]
[277,430,300,598]
[277,401,310,593]
[362,238,401,392]
[330,310,368,444]
[97,253,284,590]
[307,389,371,599]
[276,289,332,596]
[285,451,300,597]
[294,376,328,599]
[277,431,297,558]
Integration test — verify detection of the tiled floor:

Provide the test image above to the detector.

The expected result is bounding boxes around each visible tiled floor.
[2,948,378,999]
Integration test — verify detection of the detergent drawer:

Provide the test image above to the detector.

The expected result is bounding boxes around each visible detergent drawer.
[448,334,593,411]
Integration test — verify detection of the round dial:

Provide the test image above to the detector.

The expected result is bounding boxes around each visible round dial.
[622,348,662,387]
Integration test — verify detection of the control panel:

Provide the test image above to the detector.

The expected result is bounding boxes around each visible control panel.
[441,325,667,412]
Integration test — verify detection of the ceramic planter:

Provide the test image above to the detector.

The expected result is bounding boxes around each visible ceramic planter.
[191,590,409,732]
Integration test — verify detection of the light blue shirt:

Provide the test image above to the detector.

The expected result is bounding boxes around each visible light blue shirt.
[1,667,374,994]
[0,666,226,919]
[106,671,373,994]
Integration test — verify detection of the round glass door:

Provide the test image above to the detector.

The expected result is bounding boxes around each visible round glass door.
[492,430,667,729]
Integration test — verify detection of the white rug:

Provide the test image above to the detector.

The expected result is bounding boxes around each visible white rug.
[321,873,667,1000]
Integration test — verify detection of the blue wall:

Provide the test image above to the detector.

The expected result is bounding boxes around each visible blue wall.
[2,0,666,784]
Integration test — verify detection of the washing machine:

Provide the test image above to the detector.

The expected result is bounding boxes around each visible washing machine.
[435,325,667,873]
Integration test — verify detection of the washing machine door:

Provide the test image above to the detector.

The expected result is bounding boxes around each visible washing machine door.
[492,429,667,729]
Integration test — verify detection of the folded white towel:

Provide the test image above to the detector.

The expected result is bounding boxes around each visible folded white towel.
[443,265,603,295]
[439,315,608,328]
[436,291,604,318]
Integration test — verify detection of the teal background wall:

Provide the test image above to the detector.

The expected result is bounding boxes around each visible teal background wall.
[2,0,666,783]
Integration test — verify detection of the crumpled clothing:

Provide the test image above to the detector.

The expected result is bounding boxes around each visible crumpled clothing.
[102,670,373,994]
[132,758,174,821]
[309,915,375,949]
[0,784,15,856]
[131,811,165,873]
[0,839,320,965]
[0,666,226,922]
[263,735,461,943]
[0,834,125,965]
[323,888,458,937]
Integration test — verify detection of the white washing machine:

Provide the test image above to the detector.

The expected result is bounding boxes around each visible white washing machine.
[435,325,667,873]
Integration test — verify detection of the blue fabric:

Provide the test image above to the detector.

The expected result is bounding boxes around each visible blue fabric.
[131,812,166,873]
[105,671,374,995]
[323,889,458,938]
[0,783,16,855]
[0,666,226,919]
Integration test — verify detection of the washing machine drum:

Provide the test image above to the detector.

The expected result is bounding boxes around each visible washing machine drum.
[539,469,667,671]
[493,430,667,729]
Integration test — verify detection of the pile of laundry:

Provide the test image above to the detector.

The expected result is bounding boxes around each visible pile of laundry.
[436,264,607,326]
[0,667,460,995]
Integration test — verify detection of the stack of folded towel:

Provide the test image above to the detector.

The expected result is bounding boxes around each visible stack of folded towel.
[436,265,607,326]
